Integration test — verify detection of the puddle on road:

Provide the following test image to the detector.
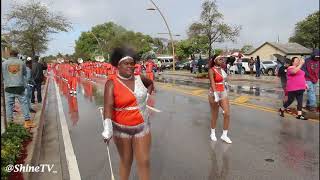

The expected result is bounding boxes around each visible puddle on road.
[156,77,281,99]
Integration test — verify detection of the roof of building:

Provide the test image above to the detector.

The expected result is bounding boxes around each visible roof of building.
[246,42,312,55]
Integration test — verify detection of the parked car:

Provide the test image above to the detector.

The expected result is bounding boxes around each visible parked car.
[261,60,277,76]
[197,59,209,72]
[183,61,191,70]
[176,61,188,70]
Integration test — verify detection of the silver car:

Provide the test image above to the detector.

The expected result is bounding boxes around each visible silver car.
[261,60,278,76]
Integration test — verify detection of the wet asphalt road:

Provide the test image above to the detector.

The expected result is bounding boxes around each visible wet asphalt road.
[55,76,319,180]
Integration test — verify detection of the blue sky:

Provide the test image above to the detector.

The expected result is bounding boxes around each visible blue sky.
[1,0,319,56]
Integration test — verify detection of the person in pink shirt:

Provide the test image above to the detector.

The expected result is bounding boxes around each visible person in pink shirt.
[279,57,308,120]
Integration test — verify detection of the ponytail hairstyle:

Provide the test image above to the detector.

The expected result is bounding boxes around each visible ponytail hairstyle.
[208,54,219,69]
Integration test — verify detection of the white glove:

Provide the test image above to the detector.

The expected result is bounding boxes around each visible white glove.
[213,92,219,102]
[102,118,113,140]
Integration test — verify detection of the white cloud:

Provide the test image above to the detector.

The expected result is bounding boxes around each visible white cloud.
[1,0,319,55]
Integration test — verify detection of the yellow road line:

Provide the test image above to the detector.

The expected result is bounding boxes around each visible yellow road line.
[191,89,207,95]
[233,96,249,103]
[157,83,319,123]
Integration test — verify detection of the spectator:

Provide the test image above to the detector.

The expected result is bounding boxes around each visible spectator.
[277,59,290,103]
[302,49,320,112]
[2,50,36,128]
[157,60,162,73]
[25,58,36,113]
[192,58,197,74]
[255,56,261,77]
[249,57,255,75]
[279,57,308,120]
[190,56,195,73]
[31,56,47,103]
[236,57,242,75]
[198,56,203,73]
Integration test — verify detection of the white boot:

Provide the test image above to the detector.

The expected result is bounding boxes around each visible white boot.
[210,129,217,141]
[221,130,232,144]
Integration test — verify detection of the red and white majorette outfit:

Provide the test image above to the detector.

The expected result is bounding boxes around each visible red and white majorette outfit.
[109,75,150,138]
[145,61,154,81]
[134,64,142,75]
[209,66,228,100]
[68,64,77,93]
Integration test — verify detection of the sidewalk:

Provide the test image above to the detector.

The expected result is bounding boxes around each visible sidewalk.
[0,79,52,180]
[29,77,67,180]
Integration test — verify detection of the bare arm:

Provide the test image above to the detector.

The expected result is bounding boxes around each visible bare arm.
[140,75,154,94]
[208,69,216,92]
[103,80,114,119]
[290,58,304,74]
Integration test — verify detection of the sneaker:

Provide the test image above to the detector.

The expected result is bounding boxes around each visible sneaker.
[279,108,284,117]
[210,134,217,141]
[296,115,308,120]
[221,135,232,144]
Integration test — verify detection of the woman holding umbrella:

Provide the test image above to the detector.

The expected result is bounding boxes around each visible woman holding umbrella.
[102,47,154,180]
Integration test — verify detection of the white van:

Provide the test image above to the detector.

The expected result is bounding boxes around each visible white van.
[157,56,173,69]
[229,58,260,74]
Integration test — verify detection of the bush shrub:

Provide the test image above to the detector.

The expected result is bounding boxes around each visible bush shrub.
[1,122,31,179]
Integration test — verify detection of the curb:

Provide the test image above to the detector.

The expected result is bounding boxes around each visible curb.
[23,77,50,180]
[306,111,320,120]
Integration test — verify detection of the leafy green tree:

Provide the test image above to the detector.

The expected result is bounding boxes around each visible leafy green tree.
[289,11,319,49]
[4,0,71,57]
[141,51,156,60]
[56,52,63,58]
[152,38,165,54]
[42,55,56,62]
[175,40,193,59]
[213,48,223,55]
[74,22,154,61]
[188,0,241,58]
[241,44,254,53]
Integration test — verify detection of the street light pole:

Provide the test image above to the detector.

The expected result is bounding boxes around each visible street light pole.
[148,0,176,71]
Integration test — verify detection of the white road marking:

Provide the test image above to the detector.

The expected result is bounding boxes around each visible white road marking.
[54,80,82,180]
